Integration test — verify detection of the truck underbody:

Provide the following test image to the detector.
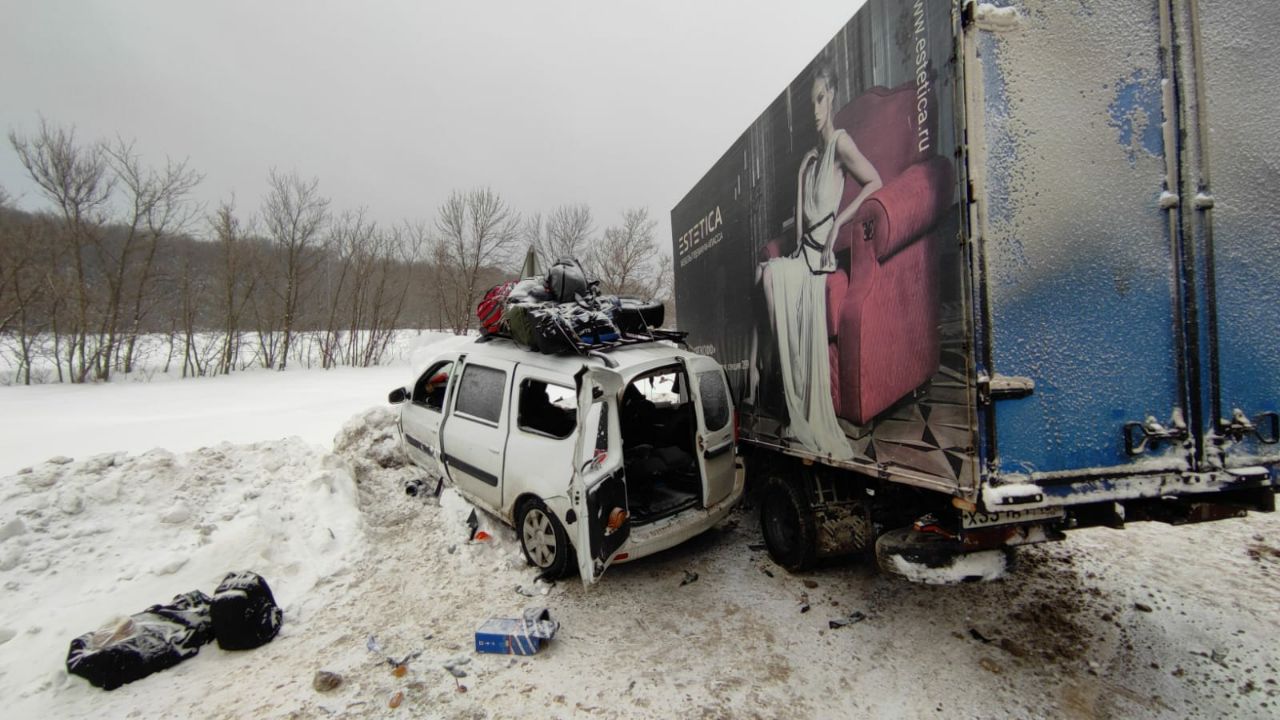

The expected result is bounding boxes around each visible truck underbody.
[745,444,1276,583]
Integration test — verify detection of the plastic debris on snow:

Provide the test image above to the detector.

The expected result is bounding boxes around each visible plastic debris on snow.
[367,635,426,669]
[828,611,866,629]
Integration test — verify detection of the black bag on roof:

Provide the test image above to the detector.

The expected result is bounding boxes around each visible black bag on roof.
[609,296,665,333]
[210,571,283,651]
[66,590,214,691]
[546,258,594,303]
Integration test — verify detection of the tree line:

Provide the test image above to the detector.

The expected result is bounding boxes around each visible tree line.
[0,121,671,384]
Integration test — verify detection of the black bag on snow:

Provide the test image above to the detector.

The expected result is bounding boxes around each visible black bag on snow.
[210,571,283,650]
[66,590,214,691]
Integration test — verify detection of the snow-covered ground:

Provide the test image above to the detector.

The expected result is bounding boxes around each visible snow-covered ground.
[0,330,454,476]
[1,355,1278,718]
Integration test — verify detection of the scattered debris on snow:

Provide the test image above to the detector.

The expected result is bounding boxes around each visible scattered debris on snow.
[312,670,343,693]
[2,396,1277,718]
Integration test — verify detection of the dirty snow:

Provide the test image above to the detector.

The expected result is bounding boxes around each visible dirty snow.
[974,3,1020,32]
[885,548,1010,586]
[1,370,1279,718]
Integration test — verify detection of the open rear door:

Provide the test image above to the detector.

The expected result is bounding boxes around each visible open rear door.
[682,356,737,508]
[571,366,630,587]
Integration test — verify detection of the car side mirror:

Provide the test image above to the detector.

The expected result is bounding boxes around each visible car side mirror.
[388,387,408,404]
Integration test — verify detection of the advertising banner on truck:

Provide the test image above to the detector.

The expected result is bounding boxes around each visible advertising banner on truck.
[671,0,971,494]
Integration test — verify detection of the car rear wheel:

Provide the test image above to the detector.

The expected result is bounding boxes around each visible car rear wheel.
[517,498,574,579]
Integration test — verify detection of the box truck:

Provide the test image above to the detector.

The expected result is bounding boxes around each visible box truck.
[671,0,1279,581]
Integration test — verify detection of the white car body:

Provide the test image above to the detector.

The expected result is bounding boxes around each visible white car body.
[390,335,742,585]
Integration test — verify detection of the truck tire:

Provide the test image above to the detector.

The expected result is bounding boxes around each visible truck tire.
[517,498,574,580]
[875,527,1013,584]
[760,475,816,571]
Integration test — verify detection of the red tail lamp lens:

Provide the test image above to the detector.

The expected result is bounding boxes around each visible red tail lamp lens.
[606,507,628,531]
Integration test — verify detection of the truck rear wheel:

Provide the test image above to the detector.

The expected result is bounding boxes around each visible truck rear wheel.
[760,475,816,571]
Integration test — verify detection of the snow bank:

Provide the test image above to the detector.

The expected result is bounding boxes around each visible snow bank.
[0,434,367,713]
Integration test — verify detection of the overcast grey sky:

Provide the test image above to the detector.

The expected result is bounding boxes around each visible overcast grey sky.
[1,0,867,253]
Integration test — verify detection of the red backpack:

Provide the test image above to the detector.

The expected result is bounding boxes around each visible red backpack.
[476,280,518,335]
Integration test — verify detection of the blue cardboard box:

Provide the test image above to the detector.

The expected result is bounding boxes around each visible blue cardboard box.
[475,608,558,656]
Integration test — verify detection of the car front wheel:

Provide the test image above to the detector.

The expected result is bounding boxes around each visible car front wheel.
[517,498,574,579]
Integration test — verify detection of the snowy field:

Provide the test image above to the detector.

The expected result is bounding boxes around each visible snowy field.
[1,343,1279,718]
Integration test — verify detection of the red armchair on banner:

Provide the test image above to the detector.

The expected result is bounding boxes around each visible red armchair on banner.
[763,81,954,425]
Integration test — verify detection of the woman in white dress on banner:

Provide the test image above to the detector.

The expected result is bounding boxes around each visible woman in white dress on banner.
[753,58,882,460]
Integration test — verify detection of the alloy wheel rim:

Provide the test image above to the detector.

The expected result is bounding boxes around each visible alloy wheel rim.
[522,508,557,568]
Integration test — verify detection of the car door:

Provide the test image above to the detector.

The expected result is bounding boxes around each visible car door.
[570,366,630,587]
[400,355,459,477]
[439,356,514,514]
[682,355,736,508]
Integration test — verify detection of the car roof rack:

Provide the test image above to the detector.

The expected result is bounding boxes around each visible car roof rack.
[478,327,689,367]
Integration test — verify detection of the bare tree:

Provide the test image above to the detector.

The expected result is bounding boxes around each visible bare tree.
[9,120,113,382]
[540,203,595,265]
[260,169,329,369]
[105,139,203,376]
[592,207,666,299]
[519,212,545,274]
[319,208,375,369]
[345,222,418,367]
[0,207,56,384]
[432,187,520,334]
[209,198,257,374]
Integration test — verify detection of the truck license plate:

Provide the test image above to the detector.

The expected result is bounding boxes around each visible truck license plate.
[962,506,1064,529]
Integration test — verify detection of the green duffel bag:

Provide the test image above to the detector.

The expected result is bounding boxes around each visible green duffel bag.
[505,302,541,351]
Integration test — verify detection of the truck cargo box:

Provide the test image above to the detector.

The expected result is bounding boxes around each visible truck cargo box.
[672,0,1277,571]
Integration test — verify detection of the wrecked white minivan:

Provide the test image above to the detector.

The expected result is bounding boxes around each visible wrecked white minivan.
[388,335,742,585]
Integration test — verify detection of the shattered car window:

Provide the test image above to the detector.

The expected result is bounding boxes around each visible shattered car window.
[518,379,577,439]
[455,364,506,423]
[697,370,730,431]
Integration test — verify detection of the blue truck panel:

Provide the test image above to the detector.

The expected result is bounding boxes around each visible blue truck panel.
[1195,1,1280,470]
[976,1,1184,476]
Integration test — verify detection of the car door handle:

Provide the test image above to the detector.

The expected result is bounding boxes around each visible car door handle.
[703,439,733,460]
